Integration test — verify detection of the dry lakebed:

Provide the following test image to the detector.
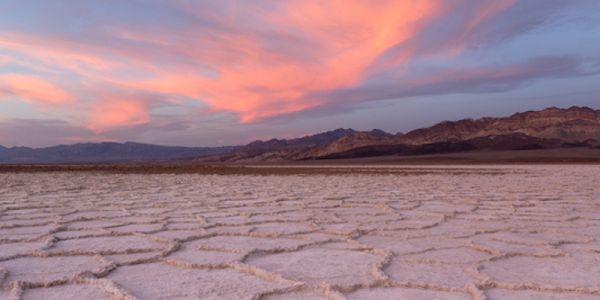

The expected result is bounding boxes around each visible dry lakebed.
[1,165,599,299]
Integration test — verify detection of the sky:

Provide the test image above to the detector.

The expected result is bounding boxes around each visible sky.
[1,0,600,147]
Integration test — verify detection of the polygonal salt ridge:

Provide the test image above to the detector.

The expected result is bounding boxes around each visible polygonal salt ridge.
[108,223,166,234]
[384,258,483,289]
[0,219,55,230]
[569,209,600,220]
[357,216,446,232]
[246,214,314,225]
[487,230,592,246]
[569,218,600,230]
[398,246,493,265]
[247,247,383,289]
[203,214,250,226]
[41,234,169,256]
[187,234,332,258]
[413,223,509,241]
[357,234,467,255]
[479,255,600,294]
[127,207,175,215]
[257,210,320,222]
[217,198,271,208]
[303,200,344,210]
[193,210,239,218]
[345,286,472,300]
[53,229,110,240]
[107,261,294,299]
[318,222,363,236]
[110,215,168,224]
[249,222,317,236]
[0,241,52,262]
[240,207,307,218]
[0,255,114,288]
[19,278,135,300]
[559,240,600,256]
[466,234,565,258]
[0,265,7,284]
[325,205,384,215]
[163,245,244,269]
[150,229,209,242]
[104,251,164,266]
[204,224,256,236]
[0,224,62,243]
[257,286,332,300]
[59,210,131,222]
[411,199,479,212]
[165,221,206,230]
[65,219,126,230]
[165,214,205,222]
[0,210,59,221]
[485,288,600,299]
[292,232,348,245]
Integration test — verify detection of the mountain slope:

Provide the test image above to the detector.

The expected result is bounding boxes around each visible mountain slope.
[210,128,359,162]
[398,106,600,145]
[315,133,575,160]
[243,128,356,153]
[0,142,237,164]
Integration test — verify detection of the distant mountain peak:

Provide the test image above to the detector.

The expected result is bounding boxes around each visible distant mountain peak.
[243,128,358,154]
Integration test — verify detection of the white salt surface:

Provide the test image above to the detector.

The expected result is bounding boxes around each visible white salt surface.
[1,165,599,299]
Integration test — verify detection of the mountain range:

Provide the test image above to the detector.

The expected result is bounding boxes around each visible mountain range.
[0,142,236,164]
[1,106,599,164]
[202,106,600,162]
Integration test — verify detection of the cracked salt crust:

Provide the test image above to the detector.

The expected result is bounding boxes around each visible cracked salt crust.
[107,262,289,299]
[21,284,112,300]
[1,165,599,299]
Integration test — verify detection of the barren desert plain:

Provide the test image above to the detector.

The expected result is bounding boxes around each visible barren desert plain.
[1,165,600,300]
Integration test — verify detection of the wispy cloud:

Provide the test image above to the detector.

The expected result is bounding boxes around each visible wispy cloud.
[0,74,72,105]
[0,0,598,146]
[87,98,149,132]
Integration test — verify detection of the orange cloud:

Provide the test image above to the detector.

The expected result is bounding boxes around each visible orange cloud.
[87,99,149,132]
[0,74,72,105]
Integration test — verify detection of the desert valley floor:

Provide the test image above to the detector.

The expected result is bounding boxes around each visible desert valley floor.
[0,165,599,300]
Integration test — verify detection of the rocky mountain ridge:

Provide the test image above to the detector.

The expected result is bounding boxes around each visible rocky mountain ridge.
[398,106,600,145]
[208,106,600,162]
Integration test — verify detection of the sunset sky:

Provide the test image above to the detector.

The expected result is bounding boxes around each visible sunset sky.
[1,0,600,147]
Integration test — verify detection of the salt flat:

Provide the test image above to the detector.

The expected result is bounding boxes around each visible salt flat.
[0,165,599,299]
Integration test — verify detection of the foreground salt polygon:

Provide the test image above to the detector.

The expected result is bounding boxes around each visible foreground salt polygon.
[1,165,599,299]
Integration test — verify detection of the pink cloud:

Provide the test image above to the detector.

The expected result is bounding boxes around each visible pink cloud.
[0,0,522,128]
[124,0,450,122]
[0,74,72,105]
[87,99,149,133]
